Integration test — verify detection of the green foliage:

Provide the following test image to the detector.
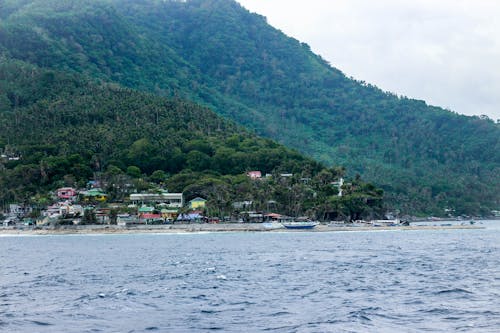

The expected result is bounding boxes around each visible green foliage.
[163,169,383,221]
[149,170,167,184]
[126,166,142,179]
[0,59,327,208]
[0,0,498,215]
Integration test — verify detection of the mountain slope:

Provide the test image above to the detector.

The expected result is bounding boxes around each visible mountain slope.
[1,59,387,220]
[0,59,325,197]
[0,0,498,215]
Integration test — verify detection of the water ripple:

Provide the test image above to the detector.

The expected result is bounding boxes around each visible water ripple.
[0,225,499,332]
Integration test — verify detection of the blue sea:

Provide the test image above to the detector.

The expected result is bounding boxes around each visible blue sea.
[1,221,499,332]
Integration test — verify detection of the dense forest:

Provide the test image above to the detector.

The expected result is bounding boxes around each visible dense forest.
[0,59,384,221]
[0,0,498,215]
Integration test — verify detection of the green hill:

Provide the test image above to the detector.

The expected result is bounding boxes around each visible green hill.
[1,59,387,220]
[0,0,498,216]
[0,58,319,189]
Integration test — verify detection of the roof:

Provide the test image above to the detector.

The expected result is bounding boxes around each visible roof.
[189,197,207,203]
[130,192,183,200]
[160,209,178,213]
[264,213,282,218]
[138,206,155,213]
[140,213,162,219]
[82,189,107,196]
[177,213,203,220]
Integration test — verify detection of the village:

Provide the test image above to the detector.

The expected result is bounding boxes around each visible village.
[1,170,346,228]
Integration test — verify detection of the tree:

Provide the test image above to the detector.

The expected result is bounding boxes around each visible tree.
[150,170,167,184]
[186,150,211,172]
[126,166,141,178]
[82,209,96,225]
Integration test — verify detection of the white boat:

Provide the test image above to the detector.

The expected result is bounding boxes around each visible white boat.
[281,221,318,229]
[262,222,284,230]
[370,219,400,226]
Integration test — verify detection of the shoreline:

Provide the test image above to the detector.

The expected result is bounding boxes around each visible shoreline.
[0,223,485,235]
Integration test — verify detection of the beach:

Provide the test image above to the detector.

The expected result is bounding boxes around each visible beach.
[0,223,484,235]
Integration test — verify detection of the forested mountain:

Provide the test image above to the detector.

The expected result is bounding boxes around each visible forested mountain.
[0,59,385,220]
[0,0,498,215]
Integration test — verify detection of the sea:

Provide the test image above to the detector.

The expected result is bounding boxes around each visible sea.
[1,221,499,332]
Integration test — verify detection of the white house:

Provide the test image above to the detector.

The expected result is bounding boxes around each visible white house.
[130,191,183,208]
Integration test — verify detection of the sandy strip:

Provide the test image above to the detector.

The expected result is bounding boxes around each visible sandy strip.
[0,223,484,235]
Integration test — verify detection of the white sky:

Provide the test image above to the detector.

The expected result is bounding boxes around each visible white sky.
[236,0,500,120]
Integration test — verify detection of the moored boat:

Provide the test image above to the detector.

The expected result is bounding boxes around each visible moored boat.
[262,222,284,230]
[281,221,318,229]
[370,219,400,226]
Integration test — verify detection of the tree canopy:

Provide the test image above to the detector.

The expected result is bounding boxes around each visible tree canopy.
[0,0,498,215]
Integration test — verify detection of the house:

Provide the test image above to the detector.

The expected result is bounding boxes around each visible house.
[8,204,32,217]
[247,212,264,223]
[95,208,111,224]
[87,180,102,189]
[59,203,84,217]
[177,212,203,222]
[240,211,264,223]
[22,218,35,226]
[138,205,155,214]
[264,213,283,221]
[117,214,136,226]
[2,217,16,226]
[139,213,163,224]
[44,204,62,217]
[56,187,78,200]
[247,171,262,179]
[137,206,163,224]
[300,177,311,184]
[81,189,108,202]
[233,200,253,210]
[331,178,344,197]
[160,209,179,221]
[189,197,207,210]
[130,191,183,208]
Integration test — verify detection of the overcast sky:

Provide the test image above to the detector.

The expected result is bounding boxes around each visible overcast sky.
[236,0,500,120]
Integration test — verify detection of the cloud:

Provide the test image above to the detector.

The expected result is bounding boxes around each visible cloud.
[237,0,500,120]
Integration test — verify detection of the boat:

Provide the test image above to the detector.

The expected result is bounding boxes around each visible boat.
[281,221,318,229]
[370,219,401,226]
[262,222,284,230]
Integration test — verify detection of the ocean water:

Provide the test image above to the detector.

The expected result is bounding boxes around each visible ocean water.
[1,222,499,332]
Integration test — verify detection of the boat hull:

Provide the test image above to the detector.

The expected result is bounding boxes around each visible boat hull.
[281,222,318,229]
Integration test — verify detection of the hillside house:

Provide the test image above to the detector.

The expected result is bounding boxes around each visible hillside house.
[189,197,207,210]
[130,192,183,208]
[57,187,78,200]
[233,201,253,210]
[8,204,32,218]
[81,189,108,202]
[331,178,344,197]
[247,171,262,179]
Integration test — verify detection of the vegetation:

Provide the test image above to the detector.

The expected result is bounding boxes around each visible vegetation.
[0,59,383,221]
[0,0,498,215]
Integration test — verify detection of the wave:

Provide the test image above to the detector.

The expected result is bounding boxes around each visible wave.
[435,288,473,295]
